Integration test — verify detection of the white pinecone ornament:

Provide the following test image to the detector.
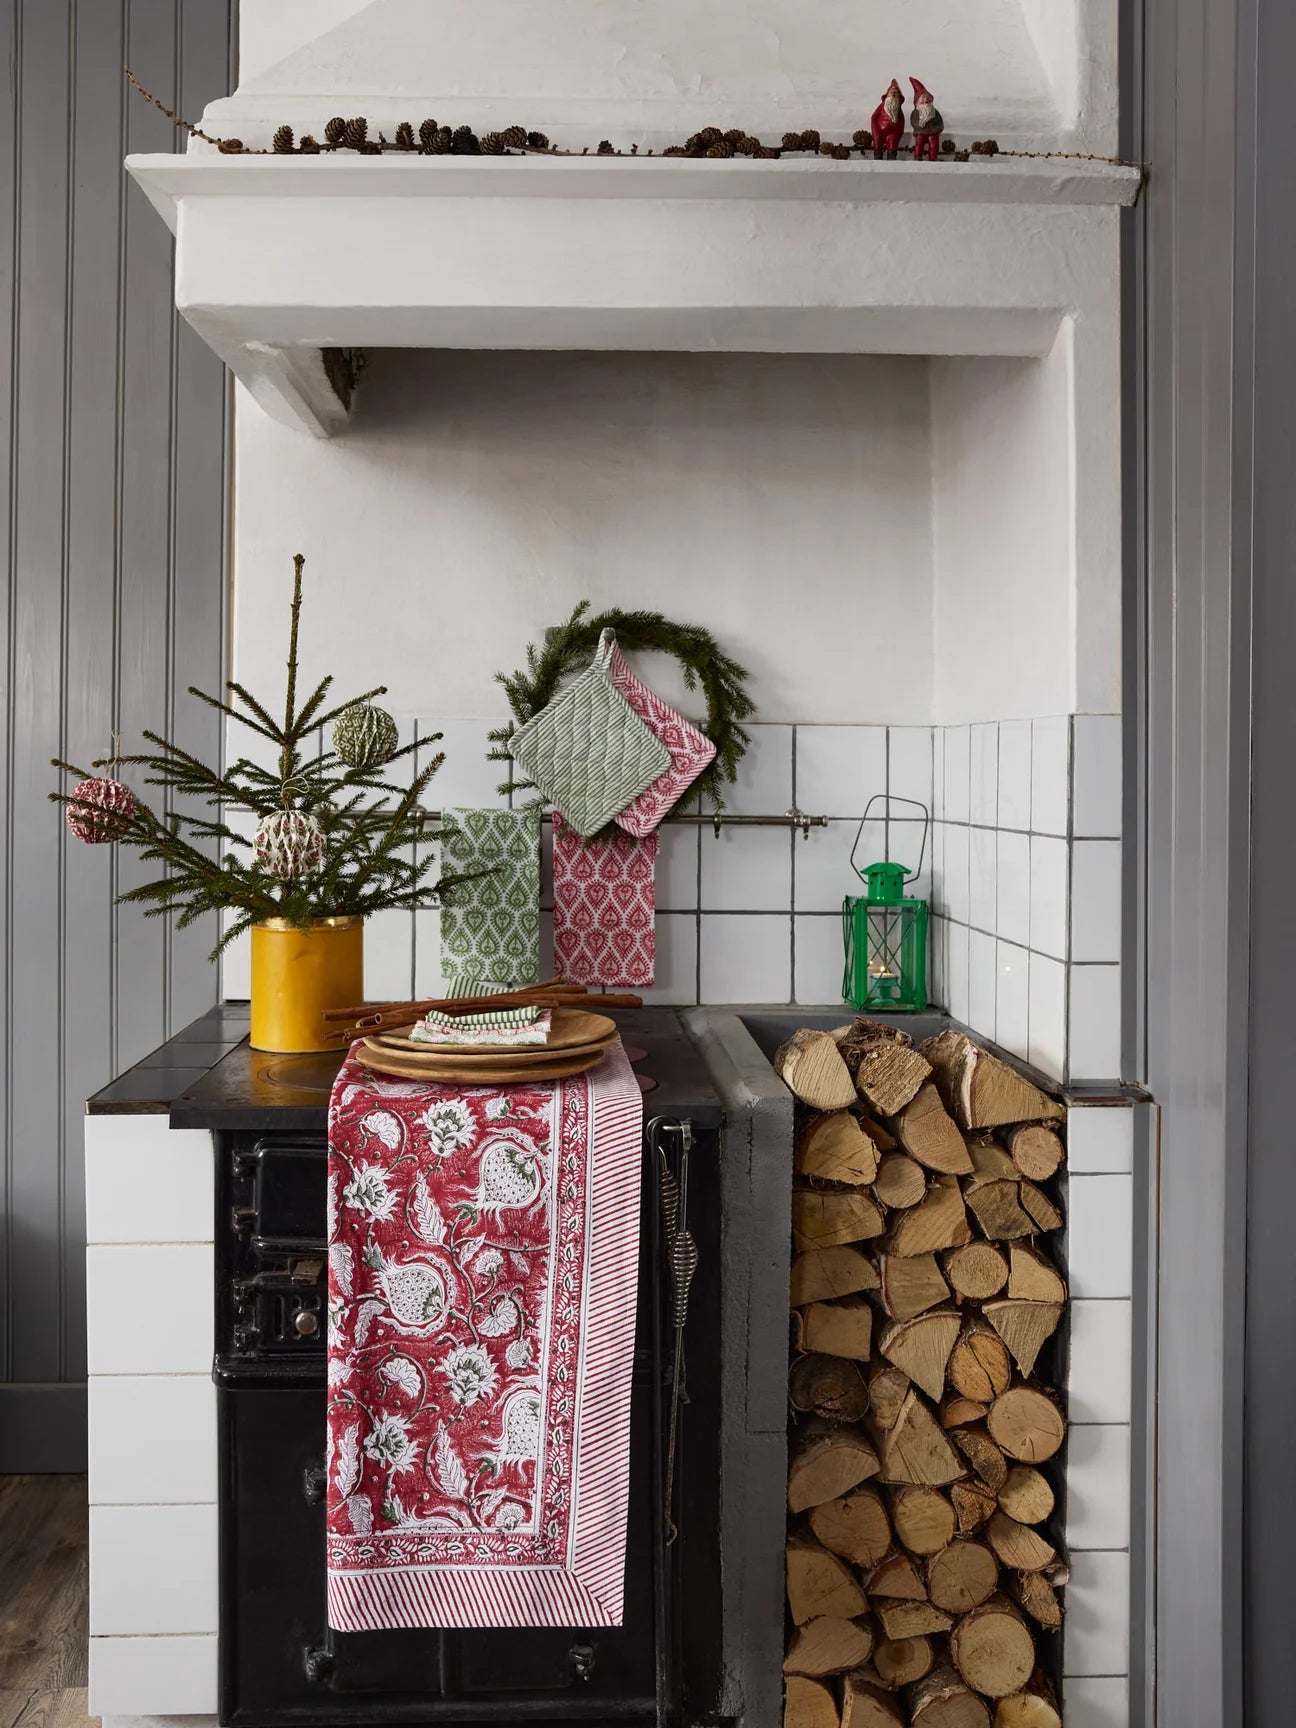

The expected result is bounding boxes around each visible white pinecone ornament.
[254,809,325,880]
[65,775,138,844]
[332,701,400,769]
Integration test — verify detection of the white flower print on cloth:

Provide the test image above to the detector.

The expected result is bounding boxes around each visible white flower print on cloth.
[364,1414,416,1473]
[344,1163,397,1222]
[325,1042,644,1633]
[478,1297,519,1337]
[362,1110,402,1150]
[380,1355,422,1398]
[441,1345,497,1407]
[423,1098,475,1158]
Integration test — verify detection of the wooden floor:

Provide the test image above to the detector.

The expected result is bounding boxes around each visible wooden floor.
[0,1477,96,1728]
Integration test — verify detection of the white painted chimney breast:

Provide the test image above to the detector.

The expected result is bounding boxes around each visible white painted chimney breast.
[230,0,1113,154]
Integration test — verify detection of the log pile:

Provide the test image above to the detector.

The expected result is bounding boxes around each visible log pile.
[778,1024,1069,1728]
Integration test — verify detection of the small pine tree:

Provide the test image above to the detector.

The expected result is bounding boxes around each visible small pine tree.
[51,554,480,959]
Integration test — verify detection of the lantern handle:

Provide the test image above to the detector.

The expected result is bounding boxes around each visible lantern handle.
[850,795,930,884]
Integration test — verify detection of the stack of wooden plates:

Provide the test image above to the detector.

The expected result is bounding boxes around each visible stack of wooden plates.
[355,1008,619,1084]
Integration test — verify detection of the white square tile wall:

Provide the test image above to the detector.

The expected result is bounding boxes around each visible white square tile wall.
[929,713,1125,1082]
[217,715,1125,1075]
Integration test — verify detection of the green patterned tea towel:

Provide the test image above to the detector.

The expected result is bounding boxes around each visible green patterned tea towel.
[439,808,541,987]
[508,630,671,838]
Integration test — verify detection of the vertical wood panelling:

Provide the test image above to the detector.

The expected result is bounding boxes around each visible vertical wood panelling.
[10,0,71,1384]
[0,0,232,1452]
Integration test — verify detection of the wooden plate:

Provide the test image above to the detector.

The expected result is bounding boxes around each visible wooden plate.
[382,1007,617,1057]
[355,1045,609,1085]
[363,1033,616,1072]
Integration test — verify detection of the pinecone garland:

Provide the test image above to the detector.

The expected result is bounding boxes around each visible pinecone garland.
[324,116,347,145]
[65,776,138,844]
[254,810,325,881]
[332,701,400,769]
[299,134,321,154]
[432,126,453,154]
[502,125,528,149]
[526,131,549,150]
[482,132,506,155]
[418,118,438,150]
[395,121,416,150]
[706,140,735,158]
[451,125,480,155]
[272,124,294,154]
[342,116,368,149]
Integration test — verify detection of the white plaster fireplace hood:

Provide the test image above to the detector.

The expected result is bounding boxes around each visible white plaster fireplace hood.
[125,0,1138,436]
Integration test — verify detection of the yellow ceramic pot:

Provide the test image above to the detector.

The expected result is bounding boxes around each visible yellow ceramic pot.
[249,916,364,1053]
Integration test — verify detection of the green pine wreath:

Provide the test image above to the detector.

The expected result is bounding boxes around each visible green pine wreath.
[489,602,754,811]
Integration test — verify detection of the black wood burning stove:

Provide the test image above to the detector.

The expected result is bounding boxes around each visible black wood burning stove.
[211,1024,724,1728]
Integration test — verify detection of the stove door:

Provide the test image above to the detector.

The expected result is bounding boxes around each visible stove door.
[219,1379,664,1725]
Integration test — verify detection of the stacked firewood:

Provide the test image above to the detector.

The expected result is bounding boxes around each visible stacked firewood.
[778,1022,1069,1728]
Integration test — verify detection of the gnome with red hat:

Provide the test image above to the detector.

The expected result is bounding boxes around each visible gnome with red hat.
[870,78,904,159]
[909,77,944,159]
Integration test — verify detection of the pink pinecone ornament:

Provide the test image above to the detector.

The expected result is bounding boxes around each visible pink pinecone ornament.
[65,775,138,844]
[254,809,325,880]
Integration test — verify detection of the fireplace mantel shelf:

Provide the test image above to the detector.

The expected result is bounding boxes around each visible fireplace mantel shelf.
[130,151,1141,221]
[127,149,1138,436]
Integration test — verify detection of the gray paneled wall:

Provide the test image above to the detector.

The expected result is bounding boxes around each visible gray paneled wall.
[0,0,234,1467]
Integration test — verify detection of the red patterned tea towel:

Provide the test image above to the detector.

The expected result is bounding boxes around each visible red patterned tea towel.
[552,813,657,989]
[325,1042,643,1631]
[605,636,717,836]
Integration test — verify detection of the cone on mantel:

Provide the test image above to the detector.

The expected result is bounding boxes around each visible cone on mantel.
[780,1021,1070,1728]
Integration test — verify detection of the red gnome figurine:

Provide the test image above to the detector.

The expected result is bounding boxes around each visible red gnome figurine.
[910,77,944,160]
[870,78,904,160]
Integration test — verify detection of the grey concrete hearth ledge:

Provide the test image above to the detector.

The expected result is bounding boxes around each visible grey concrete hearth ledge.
[682,1008,793,1728]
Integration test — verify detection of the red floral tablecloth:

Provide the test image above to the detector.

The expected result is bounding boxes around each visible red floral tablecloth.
[325,1041,643,1630]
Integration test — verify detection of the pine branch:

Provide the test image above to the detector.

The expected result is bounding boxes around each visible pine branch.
[184,683,283,745]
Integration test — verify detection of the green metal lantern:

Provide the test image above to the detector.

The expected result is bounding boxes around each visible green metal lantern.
[842,796,930,1012]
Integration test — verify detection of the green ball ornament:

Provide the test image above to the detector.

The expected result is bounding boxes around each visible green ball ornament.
[332,701,400,769]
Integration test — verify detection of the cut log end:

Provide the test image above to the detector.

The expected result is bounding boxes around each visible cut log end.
[792,1245,881,1306]
[944,1242,1010,1301]
[784,1674,840,1728]
[1004,1123,1066,1182]
[986,1387,1066,1464]
[788,1428,882,1514]
[874,1152,928,1211]
[784,1615,875,1678]
[891,1485,957,1556]
[809,1487,893,1569]
[908,1662,993,1728]
[790,1354,871,1423]
[787,1533,869,1624]
[873,1633,934,1689]
[798,1111,883,1186]
[949,1597,1036,1699]
[896,1083,974,1175]
[777,1029,858,1110]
